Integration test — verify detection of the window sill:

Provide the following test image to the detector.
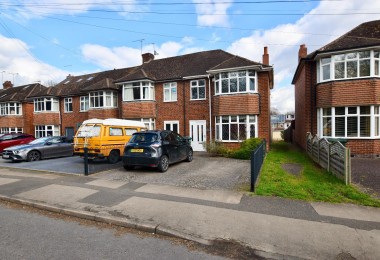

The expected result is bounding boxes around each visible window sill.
[214,92,257,96]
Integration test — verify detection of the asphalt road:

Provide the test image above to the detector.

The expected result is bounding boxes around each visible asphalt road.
[0,202,225,260]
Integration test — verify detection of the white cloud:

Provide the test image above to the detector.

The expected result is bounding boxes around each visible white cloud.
[193,0,232,27]
[227,0,380,113]
[0,35,68,87]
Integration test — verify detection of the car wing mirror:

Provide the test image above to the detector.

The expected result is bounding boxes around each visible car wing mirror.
[183,136,192,144]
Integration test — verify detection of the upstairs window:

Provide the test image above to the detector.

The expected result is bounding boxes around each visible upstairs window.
[80,96,89,111]
[0,102,22,115]
[319,50,376,82]
[89,91,117,108]
[215,70,256,95]
[123,81,155,101]
[64,98,73,112]
[34,98,59,112]
[163,82,177,102]
[190,79,206,100]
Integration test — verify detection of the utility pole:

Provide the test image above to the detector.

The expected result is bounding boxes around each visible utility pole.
[133,39,145,54]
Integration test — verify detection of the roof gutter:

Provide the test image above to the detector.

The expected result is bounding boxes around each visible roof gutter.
[207,65,271,74]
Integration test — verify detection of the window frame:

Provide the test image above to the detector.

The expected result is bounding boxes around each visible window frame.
[0,102,22,115]
[35,125,60,138]
[164,120,179,133]
[64,97,73,113]
[214,70,257,95]
[163,82,177,102]
[215,115,257,142]
[34,97,59,112]
[89,91,118,109]
[0,127,23,134]
[190,79,206,100]
[80,96,89,112]
[122,81,155,101]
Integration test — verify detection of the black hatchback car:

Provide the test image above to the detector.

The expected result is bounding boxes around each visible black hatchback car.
[122,130,193,172]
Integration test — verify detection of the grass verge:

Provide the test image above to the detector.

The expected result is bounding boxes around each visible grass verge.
[254,141,380,207]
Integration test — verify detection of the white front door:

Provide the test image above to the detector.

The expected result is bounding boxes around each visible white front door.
[189,120,206,151]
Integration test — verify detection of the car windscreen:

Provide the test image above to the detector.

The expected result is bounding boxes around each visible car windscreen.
[76,124,101,137]
[29,137,51,145]
[130,133,158,143]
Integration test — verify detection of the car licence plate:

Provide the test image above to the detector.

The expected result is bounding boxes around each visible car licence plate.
[131,149,143,153]
[2,154,9,159]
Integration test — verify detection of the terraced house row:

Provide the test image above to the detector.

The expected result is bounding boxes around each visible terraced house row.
[0,49,273,152]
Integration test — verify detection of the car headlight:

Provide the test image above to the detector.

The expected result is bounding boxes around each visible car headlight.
[13,149,26,154]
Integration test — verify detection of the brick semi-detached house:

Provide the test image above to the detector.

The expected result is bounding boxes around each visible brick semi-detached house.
[7,49,273,152]
[293,20,380,157]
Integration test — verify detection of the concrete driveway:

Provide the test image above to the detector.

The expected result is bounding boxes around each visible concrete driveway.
[0,152,251,191]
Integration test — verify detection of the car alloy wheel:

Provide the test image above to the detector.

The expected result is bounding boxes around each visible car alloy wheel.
[185,149,193,162]
[27,150,41,162]
[158,155,169,172]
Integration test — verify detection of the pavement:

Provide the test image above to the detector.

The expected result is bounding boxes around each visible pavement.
[1,167,380,260]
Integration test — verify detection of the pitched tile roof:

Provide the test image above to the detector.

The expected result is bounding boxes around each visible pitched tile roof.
[317,20,380,53]
[116,49,268,83]
[0,83,47,102]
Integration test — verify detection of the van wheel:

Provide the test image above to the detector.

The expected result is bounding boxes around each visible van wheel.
[108,150,120,164]
[157,155,169,172]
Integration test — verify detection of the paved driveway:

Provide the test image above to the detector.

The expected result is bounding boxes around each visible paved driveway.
[0,156,121,175]
[351,158,380,198]
[0,153,251,191]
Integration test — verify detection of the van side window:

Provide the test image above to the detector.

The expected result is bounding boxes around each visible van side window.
[125,128,137,136]
[109,128,123,136]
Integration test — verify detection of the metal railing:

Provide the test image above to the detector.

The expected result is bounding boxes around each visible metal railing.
[306,133,351,185]
[250,140,266,192]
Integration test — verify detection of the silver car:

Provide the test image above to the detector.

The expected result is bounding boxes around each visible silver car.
[2,136,73,162]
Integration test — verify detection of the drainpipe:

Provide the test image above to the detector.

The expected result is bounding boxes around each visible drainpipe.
[59,97,62,135]
[208,75,212,142]
[182,81,186,136]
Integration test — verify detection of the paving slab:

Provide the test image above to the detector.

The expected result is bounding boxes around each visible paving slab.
[135,184,243,204]
[85,179,128,189]
[311,202,380,222]
[0,169,61,179]
[0,177,19,186]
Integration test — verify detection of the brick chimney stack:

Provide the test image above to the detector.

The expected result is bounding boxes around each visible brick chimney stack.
[3,80,13,89]
[142,53,155,64]
[262,46,269,65]
[298,44,308,62]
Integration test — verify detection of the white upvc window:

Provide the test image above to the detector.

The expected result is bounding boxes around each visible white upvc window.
[80,96,89,112]
[123,81,155,101]
[0,102,22,115]
[164,120,179,133]
[34,98,59,112]
[318,50,379,82]
[215,70,256,95]
[35,125,60,138]
[190,79,206,100]
[89,91,117,108]
[215,115,257,142]
[318,106,379,138]
[0,127,23,134]
[163,82,177,102]
[64,98,73,112]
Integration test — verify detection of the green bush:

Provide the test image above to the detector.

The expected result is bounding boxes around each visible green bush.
[203,141,231,157]
[230,138,264,160]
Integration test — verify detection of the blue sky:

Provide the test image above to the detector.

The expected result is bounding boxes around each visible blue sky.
[1,0,379,113]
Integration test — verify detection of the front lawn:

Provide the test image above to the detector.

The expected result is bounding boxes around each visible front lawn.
[254,141,380,207]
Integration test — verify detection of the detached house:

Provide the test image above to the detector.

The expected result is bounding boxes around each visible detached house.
[293,20,380,157]
[0,81,46,134]
[29,49,273,151]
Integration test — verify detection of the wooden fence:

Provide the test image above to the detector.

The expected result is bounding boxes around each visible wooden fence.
[306,133,351,185]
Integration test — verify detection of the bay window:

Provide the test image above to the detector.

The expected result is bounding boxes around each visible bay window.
[215,70,256,95]
[319,106,380,138]
[215,115,257,142]
[318,50,379,82]
[34,98,59,112]
[0,102,22,115]
[123,81,155,101]
[89,91,117,108]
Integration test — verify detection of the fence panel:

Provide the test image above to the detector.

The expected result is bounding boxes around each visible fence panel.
[305,133,351,185]
[250,140,266,192]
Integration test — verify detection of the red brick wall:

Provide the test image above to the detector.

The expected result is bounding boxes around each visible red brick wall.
[88,108,118,120]
[317,78,380,107]
[121,101,156,119]
[61,96,89,134]
[23,103,35,134]
[294,61,317,150]
[346,139,380,158]
[257,72,271,150]
[213,94,260,115]
[33,112,60,125]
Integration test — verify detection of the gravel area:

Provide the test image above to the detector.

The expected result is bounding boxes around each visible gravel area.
[94,152,251,191]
